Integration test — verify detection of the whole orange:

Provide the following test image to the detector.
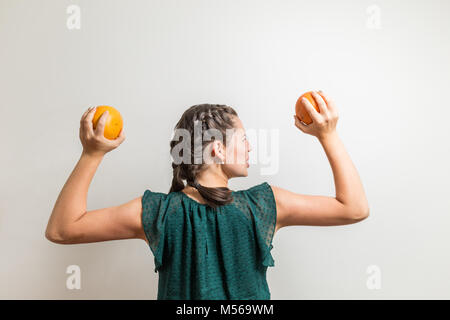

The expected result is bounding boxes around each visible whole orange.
[295,91,325,125]
[92,105,123,140]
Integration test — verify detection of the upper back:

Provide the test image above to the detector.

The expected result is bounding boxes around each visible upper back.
[141,182,277,299]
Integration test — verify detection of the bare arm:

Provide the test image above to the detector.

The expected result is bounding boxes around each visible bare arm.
[273,132,369,229]
[45,107,142,244]
[319,132,369,212]
[275,90,369,229]
[45,153,145,244]
[45,152,102,240]
[45,152,146,244]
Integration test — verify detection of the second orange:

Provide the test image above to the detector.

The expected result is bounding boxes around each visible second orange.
[295,91,325,125]
[92,105,123,140]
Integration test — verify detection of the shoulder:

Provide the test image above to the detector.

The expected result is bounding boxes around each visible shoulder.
[142,189,169,200]
[235,181,271,194]
[141,189,178,219]
[234,182,276,215]
[241,182,275,201]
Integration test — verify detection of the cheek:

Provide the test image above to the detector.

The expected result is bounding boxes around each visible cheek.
[230,145,246,164]
[225,139,246,164]
[238,143,247,161]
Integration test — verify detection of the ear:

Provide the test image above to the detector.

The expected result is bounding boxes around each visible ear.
[212,140,225,163]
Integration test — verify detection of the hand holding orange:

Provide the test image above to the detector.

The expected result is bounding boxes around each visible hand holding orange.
[79,105,125,157]
[92,105,123,140]
[295,91,326,125]
[293,90,339,140]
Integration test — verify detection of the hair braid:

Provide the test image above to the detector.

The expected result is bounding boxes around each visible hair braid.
[168,104,238,209]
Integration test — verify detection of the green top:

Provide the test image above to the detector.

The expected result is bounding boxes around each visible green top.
[141,181,277,300]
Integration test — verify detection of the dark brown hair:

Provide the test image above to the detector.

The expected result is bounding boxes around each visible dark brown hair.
[169,104,239,209]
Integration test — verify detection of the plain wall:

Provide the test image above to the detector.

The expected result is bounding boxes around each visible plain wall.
[1,0,449,299]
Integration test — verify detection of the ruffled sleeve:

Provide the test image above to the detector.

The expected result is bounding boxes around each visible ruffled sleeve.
[141,189,167,273]
[244,182,277,268]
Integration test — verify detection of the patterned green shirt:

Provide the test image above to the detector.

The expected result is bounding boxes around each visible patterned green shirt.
[141,181,277,300]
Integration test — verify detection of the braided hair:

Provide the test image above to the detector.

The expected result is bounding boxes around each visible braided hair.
[169,104,238,209]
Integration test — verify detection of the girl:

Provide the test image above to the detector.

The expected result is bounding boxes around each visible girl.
[45,90,369,299]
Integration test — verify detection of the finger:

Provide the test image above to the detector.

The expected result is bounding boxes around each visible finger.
[81,107,96,136]
[84,107,97,136]
[119,127,125,139]
[293,115,309,133]
[81,106,93,122]
[94,110,109,136]
[114,128,126,144]
[301,97,321,124]
[318,90,337,114]
[311,91,329,116]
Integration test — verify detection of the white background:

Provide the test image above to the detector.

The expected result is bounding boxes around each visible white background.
[1,0,449,299]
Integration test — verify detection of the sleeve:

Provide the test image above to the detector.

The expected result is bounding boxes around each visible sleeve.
[245,182,277,268]
[141,189,167,273]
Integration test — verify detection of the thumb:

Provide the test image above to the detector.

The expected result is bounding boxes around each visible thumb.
[95,110,109,135]
[116,128,126,142]
[293,115,309,133]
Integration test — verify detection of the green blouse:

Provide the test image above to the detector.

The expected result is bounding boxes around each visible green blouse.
[141,181,277,300]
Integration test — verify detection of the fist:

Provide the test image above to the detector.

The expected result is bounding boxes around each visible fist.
[293,90,339,140]
[79,106,126,156]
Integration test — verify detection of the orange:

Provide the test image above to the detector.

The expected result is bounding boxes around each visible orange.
[92,105,123,140]
[295,91,325,125]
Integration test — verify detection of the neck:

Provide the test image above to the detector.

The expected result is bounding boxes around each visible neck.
[195,166,229,188]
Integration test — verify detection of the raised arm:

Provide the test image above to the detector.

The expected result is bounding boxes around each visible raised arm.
[272,131,369,228]
[45,106,143,244]
[45,152,146,244]
[274,90,369,229]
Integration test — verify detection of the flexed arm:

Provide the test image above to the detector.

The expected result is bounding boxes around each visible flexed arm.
[274,91,369,229]
[44,107,142,244]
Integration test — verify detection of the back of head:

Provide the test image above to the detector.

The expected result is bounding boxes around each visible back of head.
[169,104,239,209]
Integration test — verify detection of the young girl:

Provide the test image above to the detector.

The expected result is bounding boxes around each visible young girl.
[45,90,369,300]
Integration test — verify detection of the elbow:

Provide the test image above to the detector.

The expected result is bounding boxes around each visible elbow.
[350,207,370,222]
[45,227,74,244]
[45,229,64,244]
